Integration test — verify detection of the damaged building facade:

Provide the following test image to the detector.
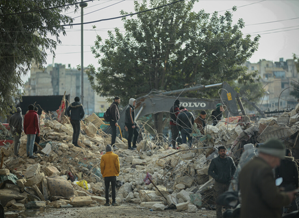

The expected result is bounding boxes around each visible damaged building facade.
[23,63,110,115]
[245,58,298,111]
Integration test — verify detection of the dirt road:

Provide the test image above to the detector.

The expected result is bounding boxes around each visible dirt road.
[25,204,216,218]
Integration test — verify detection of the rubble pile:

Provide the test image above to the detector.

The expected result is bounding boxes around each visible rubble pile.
[1,103,299,216]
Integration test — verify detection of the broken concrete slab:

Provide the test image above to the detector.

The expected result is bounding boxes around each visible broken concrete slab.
[0,168,10,176]
[188,204,197,213]
[25,163,40,178]
[44,166,60,176]
[11,203,25,210]
[4,212,19,218]
[0,189,27,206]
[91,196,106,205]
[176,202,189,212]
[152,203,165,211]
[139,190,162,202]
[177,190,191,202]
[175,184,185,190]
[176,176,194,188]
[70,196,93,207]
[25,172,44,186]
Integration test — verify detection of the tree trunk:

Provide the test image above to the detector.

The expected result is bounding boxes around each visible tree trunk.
[154,112,164,139]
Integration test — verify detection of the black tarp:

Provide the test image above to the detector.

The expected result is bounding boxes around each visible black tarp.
[18,95,70,115]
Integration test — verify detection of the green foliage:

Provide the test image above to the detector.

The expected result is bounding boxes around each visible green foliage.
[233,81,265,111]
[0,0,78,118]
[88,0,260,105]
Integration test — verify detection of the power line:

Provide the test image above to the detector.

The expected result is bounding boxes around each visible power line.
[72,0,125,19]
[64,0,109,15]
[62,0,185,26]
[245,25,299,35]
[217,0,265,13]
[1,0,94,16]
[246,16,299,26]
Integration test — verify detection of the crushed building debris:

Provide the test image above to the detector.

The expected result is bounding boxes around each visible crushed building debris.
[1,105,299,216]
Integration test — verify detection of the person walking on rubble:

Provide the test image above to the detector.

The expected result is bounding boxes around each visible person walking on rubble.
[194,111,206,135]
[9,107,23,157]
[100,145,120,206]
[66,97,85,147]
[239,139,296,218]
[109,97,120,146]
[177,106,194,148]
[125,98,138,150]
[212,103,224,126]
[169,99,180,149]
[24,104,40,158]
[208,146,236,218]
[275,148,298,213]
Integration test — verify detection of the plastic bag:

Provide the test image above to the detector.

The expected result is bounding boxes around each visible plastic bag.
[76,180,89,190]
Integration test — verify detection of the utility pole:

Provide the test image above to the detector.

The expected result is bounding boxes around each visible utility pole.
[80,0,87,106]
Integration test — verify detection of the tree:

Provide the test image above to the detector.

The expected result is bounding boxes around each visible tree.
[233,81,265,112]
[290,54,299,99]
[0,0,79,118]
[87,0,260,134]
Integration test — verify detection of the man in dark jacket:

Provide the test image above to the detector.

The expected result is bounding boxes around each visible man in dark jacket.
[194,111,206,135]
[125,98,138,150]
[208,146,236,218]
[169,99,180,149]
[9,107,23,156]
[212,103,224,126]
[109,97,120,146]
[66,97,85,147]
[239,139,296,218]
[177,107,194,148]
[24,104,40,158]
[275,148,298,212]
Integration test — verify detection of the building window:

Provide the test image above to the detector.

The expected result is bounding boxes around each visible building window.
[266,64,269,67]
[281,83,284,89]
[251,66,254,70]
[101,105,104,108]
[273,71,285,78]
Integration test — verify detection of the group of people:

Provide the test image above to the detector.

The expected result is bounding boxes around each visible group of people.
[169,99,224,148]
[9,105,40,158]
[208,140,299,218]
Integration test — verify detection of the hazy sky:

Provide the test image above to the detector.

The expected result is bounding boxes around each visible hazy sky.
[22,0,299,83]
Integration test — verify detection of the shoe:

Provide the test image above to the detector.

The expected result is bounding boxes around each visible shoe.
[128,147,132,150]
[29,155,37,159]
[112,202,118,206]
[104,203,110,206]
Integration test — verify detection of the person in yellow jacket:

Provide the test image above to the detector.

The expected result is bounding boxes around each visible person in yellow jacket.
[100,145,120,206]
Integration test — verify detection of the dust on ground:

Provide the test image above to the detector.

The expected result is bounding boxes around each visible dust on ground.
[27,204,216,218]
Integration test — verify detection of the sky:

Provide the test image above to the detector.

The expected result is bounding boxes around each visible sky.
[22,0,299,83]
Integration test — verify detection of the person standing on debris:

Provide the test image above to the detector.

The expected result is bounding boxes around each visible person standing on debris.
[275,148,298,213]
[169,99,180,149]
[109,97,120,146]
[194,111,206,135]
[208,146,236,218]
[125,98,138,150]
[177,106,194,147]
[100,145,120,206]
[212,103,224,126]
[24,104,40,158]
[66,97,85,147]
[239,139,296,218]
[9,107,23,157]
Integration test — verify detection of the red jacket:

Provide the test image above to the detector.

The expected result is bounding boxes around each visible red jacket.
[24,110,40,135]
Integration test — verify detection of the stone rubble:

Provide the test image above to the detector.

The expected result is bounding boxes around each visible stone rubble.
[1,104,299,216]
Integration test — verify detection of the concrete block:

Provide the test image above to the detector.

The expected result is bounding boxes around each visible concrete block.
[177,190,191,202]
[188,203,197,213]
[25,163,40,178]
[25,172,44,186]
[152,203,165,211]
[44,166,60,176]
[70,196,93,207]
[91,196,106,205]
[176,202,189,212]
[0,169,10,176]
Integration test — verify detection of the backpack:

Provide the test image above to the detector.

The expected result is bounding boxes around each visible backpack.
[104,107,111,122]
